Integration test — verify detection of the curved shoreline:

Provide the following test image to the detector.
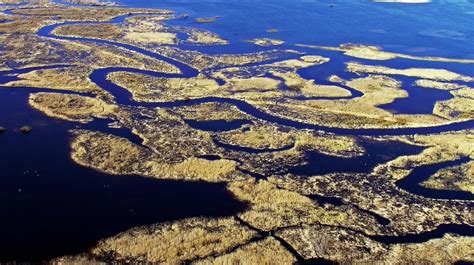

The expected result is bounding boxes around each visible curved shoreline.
[369,223,474,244]
[0,86,247,263]
[90,66,474,136]
[33,14,474,136]
[15,18,474,202]
[0,5,473,262]
[396,157,474,200]
[89,68,474,201]
[213,137,296,154]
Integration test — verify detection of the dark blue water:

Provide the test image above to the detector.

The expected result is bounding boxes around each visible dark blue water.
[308,194,391,226]
[0,86,246,263]
[89,67,474,136]
[289,139,425,176]
[379,83,454,115]
[369,224,474,244]
[1,0,474,261]
[115,1,474,59]
[35,2,474,117]
[185,119,251,132]
[397,157,474,200]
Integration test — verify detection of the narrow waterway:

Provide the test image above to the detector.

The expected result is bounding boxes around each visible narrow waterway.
[0,5,472,262]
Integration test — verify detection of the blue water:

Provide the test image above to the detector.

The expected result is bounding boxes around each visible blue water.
[1,0,474,262]
[129,0,474,114]
[397,157,474,200]
[0,76,245,263]
[289,139,425,176]
[117,0,474,59]
[35,2,474,116]
[186,119,252,131]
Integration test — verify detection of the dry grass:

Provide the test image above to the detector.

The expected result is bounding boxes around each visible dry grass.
[120,108,218,163]
[217,124,294,150]
[267,56,329,69]
[196,237,297,264]
[53,24,123,40]
[71,129,158,176]
[415,79,469,90]
[124,31,177,45]
[270,71,351,98]
[215,122,362,157]
[422,161,474,194]
[5,67,105,95]
[123,15,169,32]
[276,224,387,261]
[50,254,105,265]
[328,75,345,83]
[0,16,54,33]
[90,217,258,263]
[70,130,249,182]
[120,15,180,45]
[277,224,474,263]
[250,75,419,129]
[294,131,363,158]
[224,77,281,92]
[152,46,297,70]
[451,87,474,99]
[265,131,474,237]
[11,7,171,22]
[107,72,220,102]
[347,62,473,82]
[171,102,251,121]
[228,179,348,231]
[29,93,116,123]
[0,33,179,72]
[385,234,474,264]
[186,30,228,45]
[249,38,285,47]
[65,0,117,6]
[433,97,474,120]
[249,71,471,129]
[196,16,219,23]
[374,131,474,182]
[298,43,474,64]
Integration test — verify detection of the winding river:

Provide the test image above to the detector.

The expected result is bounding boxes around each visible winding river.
[3,10,468,200]
[2,9,471,200]
[30,14,474,136]
[0,8,472,262]
[34,12,474,197]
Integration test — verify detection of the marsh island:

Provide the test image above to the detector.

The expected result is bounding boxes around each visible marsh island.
[0,0,473,263]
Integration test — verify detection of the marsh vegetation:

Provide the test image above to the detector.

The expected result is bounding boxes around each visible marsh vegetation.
[1,1,473,263]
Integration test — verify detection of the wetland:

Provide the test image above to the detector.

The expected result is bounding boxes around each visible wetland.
[0,0,473,263]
